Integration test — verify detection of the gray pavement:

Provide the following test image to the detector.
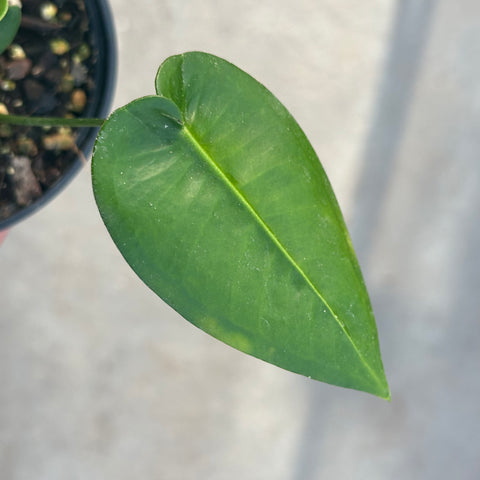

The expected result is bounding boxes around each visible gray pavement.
[1,0,480,478]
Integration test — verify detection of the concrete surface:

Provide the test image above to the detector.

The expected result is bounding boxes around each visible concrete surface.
[1,0,480,478]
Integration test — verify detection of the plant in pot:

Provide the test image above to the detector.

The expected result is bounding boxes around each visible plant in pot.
[0,0,115,228]
[0,2,390,399]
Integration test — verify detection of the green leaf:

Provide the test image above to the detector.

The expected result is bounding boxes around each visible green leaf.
[0,0,8,21]
[0,1,21,55]
[92,52,390,399]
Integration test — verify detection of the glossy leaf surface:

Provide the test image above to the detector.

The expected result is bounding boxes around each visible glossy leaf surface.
[92,52,389,398]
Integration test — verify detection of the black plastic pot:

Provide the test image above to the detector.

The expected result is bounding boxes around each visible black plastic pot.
[0,0,117,230]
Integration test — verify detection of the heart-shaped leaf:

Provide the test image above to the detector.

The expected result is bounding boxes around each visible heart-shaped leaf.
[92,52,389,399]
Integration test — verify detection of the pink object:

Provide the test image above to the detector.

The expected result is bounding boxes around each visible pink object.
[0,230,7,246]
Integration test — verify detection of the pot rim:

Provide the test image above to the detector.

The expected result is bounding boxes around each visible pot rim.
[0,0,117,230]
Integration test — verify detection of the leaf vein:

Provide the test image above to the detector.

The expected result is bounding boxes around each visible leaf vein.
[181,126,383,389]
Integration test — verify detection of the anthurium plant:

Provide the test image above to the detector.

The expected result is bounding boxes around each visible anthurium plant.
[0,27,390,399]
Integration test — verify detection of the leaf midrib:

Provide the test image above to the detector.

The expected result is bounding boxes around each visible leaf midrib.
[180,125,383,390]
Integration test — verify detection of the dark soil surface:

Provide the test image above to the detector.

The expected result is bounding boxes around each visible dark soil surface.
[0,0,98,222]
